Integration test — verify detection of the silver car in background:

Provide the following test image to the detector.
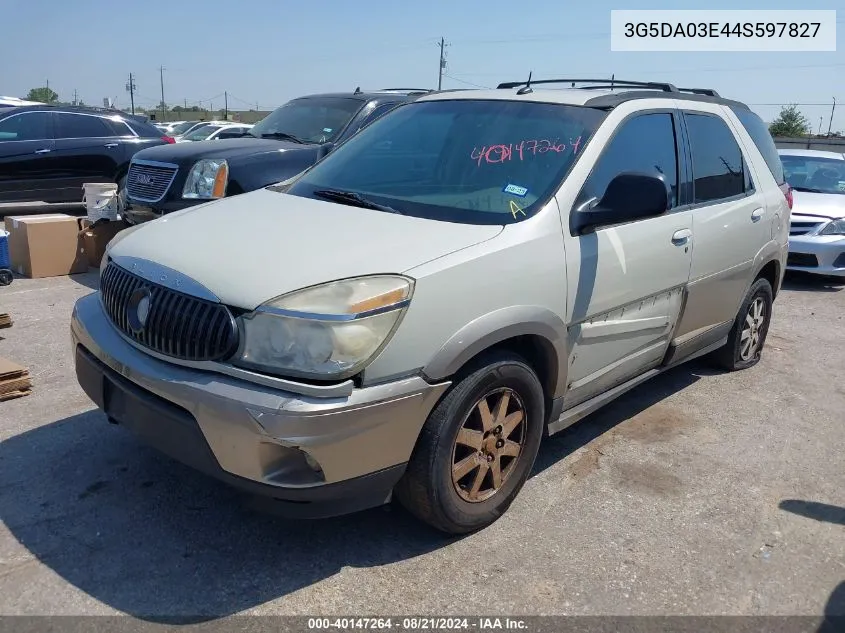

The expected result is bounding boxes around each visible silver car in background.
[779,149,845,278]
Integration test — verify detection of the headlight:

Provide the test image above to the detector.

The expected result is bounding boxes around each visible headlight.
[819,219,845,236]
[182,159,228,199]
[233,275,413,380]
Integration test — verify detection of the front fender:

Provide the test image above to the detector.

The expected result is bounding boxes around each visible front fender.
[421,305,569,398]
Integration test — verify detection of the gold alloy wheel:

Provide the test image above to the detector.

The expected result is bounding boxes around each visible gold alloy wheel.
[451,387,526,503]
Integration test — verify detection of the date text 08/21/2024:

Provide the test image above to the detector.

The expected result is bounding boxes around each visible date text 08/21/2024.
[307,617,529,630]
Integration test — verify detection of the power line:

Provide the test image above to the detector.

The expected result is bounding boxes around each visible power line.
[442,74,491,89]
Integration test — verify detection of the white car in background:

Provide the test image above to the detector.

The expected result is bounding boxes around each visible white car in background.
[176,122,253,142]
[779,149,845,278]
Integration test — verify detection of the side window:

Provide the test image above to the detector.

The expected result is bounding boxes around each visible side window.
[581,112,679,209]
[730,106,785,185]
[103,118,133,136]
[0,112,51,141]
[55,113,112,139]
[684,113,746,204]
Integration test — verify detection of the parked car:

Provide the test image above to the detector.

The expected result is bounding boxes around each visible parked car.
[72,78,789,533]
[0,105,174,205]
[171,120,230,140]
[778,149,845,278]
[122,89,430,223]
[176,123,252,142]
[165,120,202,137]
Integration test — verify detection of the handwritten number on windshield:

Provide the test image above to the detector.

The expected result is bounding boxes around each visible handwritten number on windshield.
[471,137,583,166]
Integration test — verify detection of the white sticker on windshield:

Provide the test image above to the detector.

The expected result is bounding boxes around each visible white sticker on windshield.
[323,128,333,133]
[503,184,528,197]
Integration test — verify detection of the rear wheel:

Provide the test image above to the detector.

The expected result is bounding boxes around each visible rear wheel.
[395,351,545,534]
[711,277,773,371]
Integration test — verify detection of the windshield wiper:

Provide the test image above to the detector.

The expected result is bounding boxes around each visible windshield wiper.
[260,131,306,144]
[791,186,827,193]
[313,189,403,214]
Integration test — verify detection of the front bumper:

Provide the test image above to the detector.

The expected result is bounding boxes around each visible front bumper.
[787,236,845,277]
[71,292,450,517]
[123,198,200,224]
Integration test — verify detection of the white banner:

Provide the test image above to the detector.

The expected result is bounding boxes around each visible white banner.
[611,10,837,52]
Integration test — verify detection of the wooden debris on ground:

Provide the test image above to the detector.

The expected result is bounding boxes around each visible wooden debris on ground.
[0,356,31,401]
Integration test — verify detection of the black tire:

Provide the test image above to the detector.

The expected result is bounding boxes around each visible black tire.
[0,269,12,286]
[395,351,545,534]
[711,277,774,371]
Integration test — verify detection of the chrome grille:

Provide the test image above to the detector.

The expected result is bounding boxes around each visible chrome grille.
[126,161,178,202]
[100,262,238,361]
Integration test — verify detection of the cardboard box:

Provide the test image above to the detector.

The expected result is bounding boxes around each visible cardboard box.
[78,219,129,268]
[4,214,88,278]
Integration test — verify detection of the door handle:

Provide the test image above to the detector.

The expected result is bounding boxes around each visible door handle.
[671,229,692,246]
[104,143,119,148]
[34,148,51,154]
[751,208,764,222]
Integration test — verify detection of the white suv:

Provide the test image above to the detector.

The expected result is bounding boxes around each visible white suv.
[72,78,790,533]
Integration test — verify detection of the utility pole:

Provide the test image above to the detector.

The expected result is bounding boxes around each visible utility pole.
[184,98,188,109]
[437,37,448,91]
[159,65,166,121]
[224,91,228,120]
[125,73,136,115]
[828,97,836,136]
[818,116,823,135]
[73,89,78,105]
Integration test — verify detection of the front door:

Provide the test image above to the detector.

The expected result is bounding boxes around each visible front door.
[561,110,693,409]
[0,111,56,203]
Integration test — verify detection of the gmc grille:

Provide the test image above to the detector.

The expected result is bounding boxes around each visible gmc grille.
[126,161,178,203]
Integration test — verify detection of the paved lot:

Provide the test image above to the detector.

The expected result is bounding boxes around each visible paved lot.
[0,270,843,619]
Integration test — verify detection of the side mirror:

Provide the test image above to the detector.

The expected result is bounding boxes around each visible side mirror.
[571,172,670,235]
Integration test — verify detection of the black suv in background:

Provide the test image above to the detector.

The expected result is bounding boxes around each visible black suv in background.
[123,89,431,223]
[0,105,172,205]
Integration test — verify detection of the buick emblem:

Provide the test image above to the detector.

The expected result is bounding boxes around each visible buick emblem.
[126,287,152,333]
[135,174,154,185]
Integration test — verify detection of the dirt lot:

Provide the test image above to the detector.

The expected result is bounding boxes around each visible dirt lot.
[0,269,843,618]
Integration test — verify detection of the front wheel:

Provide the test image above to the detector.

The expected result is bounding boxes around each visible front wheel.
[711,277,773,371]
[395,351,545,534]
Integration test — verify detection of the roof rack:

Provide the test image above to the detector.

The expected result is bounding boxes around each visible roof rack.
[497,76,681,94]
[377,88,433,93]
[677,87,721,97]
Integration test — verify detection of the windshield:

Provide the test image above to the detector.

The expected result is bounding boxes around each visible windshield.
[169,120,198,136]
[184,125,221,141]
[781,155,845,194]
[249,97,364,143]
[285,99,605,224]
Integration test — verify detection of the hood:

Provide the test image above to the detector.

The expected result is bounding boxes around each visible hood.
[791,190,845,221]
[133,137,313,164]
[109,188,503,309]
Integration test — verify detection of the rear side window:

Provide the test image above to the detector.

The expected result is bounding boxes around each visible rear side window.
[730,106,785,185]
[103,118,133,136]
[684,113,746,203]
[55,113,112,138]
[580,112,679,209]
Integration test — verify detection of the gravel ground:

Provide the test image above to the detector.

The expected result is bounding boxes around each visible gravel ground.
[0,269,843,619]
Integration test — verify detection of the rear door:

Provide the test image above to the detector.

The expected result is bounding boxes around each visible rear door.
[562,108,694,408]
[671,105,769,347]
[0,111,57,203]
[52,112,122,198]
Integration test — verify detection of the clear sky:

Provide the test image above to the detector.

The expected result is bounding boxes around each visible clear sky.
[3,0,843,130]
